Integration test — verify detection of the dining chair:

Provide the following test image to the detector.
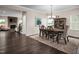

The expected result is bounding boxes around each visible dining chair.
[39,25,45,36]
[61,25,69,44]
[47,26,56,42]
[48,31,56,42]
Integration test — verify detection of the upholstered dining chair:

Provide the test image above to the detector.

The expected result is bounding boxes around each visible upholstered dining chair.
[47,26,56,42]
[39,25,46,37]
[61,25,69,44]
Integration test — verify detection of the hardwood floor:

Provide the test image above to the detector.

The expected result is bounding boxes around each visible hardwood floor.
[0,31,66,54]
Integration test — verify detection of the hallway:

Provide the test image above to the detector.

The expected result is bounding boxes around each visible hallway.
[0,31,65,54]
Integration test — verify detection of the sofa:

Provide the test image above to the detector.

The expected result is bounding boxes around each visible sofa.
[0,25,10,31]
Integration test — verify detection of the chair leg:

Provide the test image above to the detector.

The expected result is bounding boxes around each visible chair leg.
[52,36,54,42]
[56,34,59,44]
[67,36,69,42]
[64,38,67,44]
[48,35,54,42]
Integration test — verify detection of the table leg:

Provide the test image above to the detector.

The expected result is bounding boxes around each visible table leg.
[67,36,69,42]
[64,37,67,44]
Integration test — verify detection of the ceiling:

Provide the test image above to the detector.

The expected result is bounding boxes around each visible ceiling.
[0,5,79,14]
[21,5,79,13]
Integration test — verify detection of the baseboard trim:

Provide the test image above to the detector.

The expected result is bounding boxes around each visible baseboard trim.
[68,35,79,39]
[28,34,38,36]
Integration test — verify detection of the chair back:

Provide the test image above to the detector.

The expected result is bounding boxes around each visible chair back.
[40,25,45,29]
[63,25,69,38]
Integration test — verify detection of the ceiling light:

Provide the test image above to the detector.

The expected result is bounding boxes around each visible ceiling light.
[48,5,53,19]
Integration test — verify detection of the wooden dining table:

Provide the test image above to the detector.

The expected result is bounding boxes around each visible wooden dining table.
[39,28,64,43]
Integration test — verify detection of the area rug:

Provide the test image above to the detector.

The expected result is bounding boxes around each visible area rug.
[30,35,78,54]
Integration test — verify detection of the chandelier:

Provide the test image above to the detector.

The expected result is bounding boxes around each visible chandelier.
[48,5,53,19]
[50,5,53,19]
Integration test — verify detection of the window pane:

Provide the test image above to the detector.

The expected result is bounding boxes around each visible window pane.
[70,15,79,30]
[0,19,6,24]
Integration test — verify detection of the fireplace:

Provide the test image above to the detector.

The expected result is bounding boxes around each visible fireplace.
[8,17,17,30]
[10,25,16,29]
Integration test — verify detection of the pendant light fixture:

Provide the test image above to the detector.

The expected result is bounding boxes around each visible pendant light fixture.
[51,5,53,19]
[49,5,53,19]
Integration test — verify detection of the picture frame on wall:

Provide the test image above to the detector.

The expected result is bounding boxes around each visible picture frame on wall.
[35,16,42,27]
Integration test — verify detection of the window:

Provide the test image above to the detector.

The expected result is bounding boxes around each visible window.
[70,15,79,30]
[0,19,6,24]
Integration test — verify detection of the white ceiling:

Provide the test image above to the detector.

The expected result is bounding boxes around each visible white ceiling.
[21,5,79,13]
[0,5,79,14]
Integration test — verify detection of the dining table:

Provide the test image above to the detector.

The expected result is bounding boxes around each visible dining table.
[39,28,64,43]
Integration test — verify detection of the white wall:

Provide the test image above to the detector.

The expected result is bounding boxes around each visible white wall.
[1,6,79,36]
[0,8,22,17]
[54,8,79,25]
[25,8,79,36]
[0,8,23,30]
[21,12,27,35]
[26,11,47,36]
[0,8,47,36]
[0,7,47,36]
[54,8,79,36]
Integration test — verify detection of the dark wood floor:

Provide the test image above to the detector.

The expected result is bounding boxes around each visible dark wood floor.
[0,31,66,54]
